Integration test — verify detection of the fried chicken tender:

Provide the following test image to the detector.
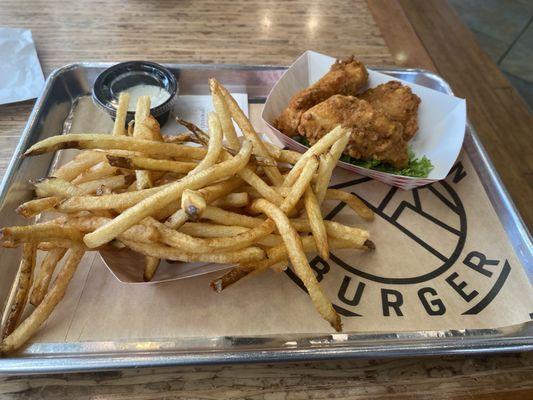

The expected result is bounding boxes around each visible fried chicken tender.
[275,56,368,136]
[359,81,420,141]
[298,95,409,168]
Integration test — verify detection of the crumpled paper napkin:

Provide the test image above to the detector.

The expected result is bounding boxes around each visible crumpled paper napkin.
[0,27,45,105]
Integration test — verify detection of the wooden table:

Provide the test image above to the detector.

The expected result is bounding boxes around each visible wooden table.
[0,0,531,398]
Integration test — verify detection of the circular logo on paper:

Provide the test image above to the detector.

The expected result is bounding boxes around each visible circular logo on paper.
[286,166,467,287]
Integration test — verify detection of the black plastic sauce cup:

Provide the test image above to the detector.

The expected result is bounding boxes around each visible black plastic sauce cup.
[92,61,178,127]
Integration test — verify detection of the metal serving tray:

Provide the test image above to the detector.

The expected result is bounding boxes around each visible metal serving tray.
[0,63,531,374]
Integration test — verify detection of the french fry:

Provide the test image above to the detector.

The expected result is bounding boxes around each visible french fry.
[24,134,207,160]
[122,240,266,264]
[29,248,68,306]
[51,151,106,181]
[64,215,159,243]
[281,157,318,211]
[143,256,160,282]
[162,133,193,143]
[325,189,374,221]
[237,167,284,206]
[209,79,240,151]
[181,189,206,220]
[164,177,243,228]
[16,197,61,218]
[211,192,249,208]
[250,198,341,331]
[201,206,264,228]
[187,112,223,175]
[133,96,155,190]
[277,149,301,164]
[71,160,117,184]
[77,174,131,195]
[127,120,134,136]
[201,205,368,246]
[58,183,172,212]
[139,115,163,141]
[178,223,282,247]
[106,155,197,174]
[1,224,85,246]
[283,125,348,187]
[0,249,84,354]
[314,130,351,203]
[33,178,81,198]
[211,78,283,186]
[1,243,37,338]
[112,92,130,136]
[179,222,248,237]
[83,141,252,248]
[304,187,329,259]
[151,157,317,253]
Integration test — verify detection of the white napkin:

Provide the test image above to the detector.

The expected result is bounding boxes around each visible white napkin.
[0,27,45,105]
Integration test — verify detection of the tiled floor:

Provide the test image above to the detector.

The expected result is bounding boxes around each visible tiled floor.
[450,0,533,109]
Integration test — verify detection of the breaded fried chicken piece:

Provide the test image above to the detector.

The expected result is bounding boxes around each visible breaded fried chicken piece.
[298,95,409,168]
[359,81,420,141]
[275,56,368,136]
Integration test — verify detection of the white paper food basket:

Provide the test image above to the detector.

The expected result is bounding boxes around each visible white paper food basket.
[261,50,467,190]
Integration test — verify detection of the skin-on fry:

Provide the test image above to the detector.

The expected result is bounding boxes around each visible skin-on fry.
[187,112,223,175]
[106,155,197,174]
[250,198,341,332]
[71,160,117,185]
[24,134,207,160]
[1,243,37,339]
[162,133,193,143]
[33,178,81,198]
[211,236,362,292]
[1,224,85,245]
[164,177,243,228]
[237,167,284,206]
[156,157,317,253]
[16,197,61,218]
[181,189,206,220]
[211,192,249,208]
[314,131,351,203]
[122,240,266,264]
[143,256,160,282]
[209,79,240,151]
[29,248,68,306]
[201,205,368,247]
[127,120,134,136]
[83,141,252,248]
[133,96,155,190]
[211,230,373,293]
[51,151,106,181]
[283,125,347,187]
[58,183,171,212]
[211,78,283,186]
[0,249,84,354]
[113,92,130,136]
[201,206,264,229]
[179,223,282,246]
[64,215,159,243]
[325,189,374,221]
[77,174,131,195]
[304,187,329,260]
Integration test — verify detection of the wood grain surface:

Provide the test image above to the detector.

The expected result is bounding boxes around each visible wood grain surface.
[396,0,533,229]
[0,0,531,399]
[0,354,532,399]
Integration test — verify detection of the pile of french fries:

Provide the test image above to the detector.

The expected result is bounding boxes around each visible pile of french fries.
[0,79,374,353]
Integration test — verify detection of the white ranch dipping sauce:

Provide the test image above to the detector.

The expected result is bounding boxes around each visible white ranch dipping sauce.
[122,84,171,112]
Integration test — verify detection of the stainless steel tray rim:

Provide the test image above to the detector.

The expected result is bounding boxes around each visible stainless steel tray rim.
[0,62,531,374]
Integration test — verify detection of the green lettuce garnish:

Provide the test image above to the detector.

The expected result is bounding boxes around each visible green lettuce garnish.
[293,135,433,178]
